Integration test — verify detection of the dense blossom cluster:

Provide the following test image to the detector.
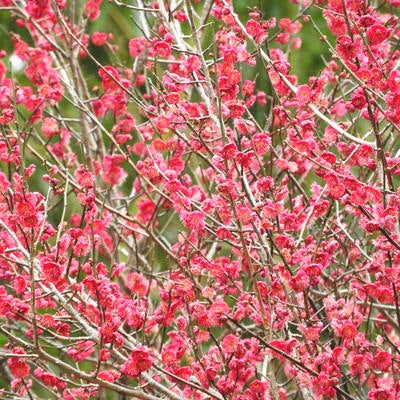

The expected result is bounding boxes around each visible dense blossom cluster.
[0,0,399,399]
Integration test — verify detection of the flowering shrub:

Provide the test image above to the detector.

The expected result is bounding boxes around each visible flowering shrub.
[0,0,399,399]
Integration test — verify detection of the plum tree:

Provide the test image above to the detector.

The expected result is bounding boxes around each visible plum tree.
[0,0,399,399]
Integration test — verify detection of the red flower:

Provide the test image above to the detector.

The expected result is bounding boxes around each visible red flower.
[85,0,101,21]
[91,32,108,46]
[125,272,149,296]
[8,350,30,379]
[372,350,392,372]
[97,370,120,382]
[102,154,127,186]
[13,276,27,294]
[368,388,395,400]
[340,322,357,340]
[221,334,239,353]
[121,347,153,378]
[154,41,171,57]
[366,24,389,46]
[67,341,95,362]
[41,117,59,138]
[41,261,63,284]
[181,210,205,231]
[246,19,262,36]
[252,132,271,155]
